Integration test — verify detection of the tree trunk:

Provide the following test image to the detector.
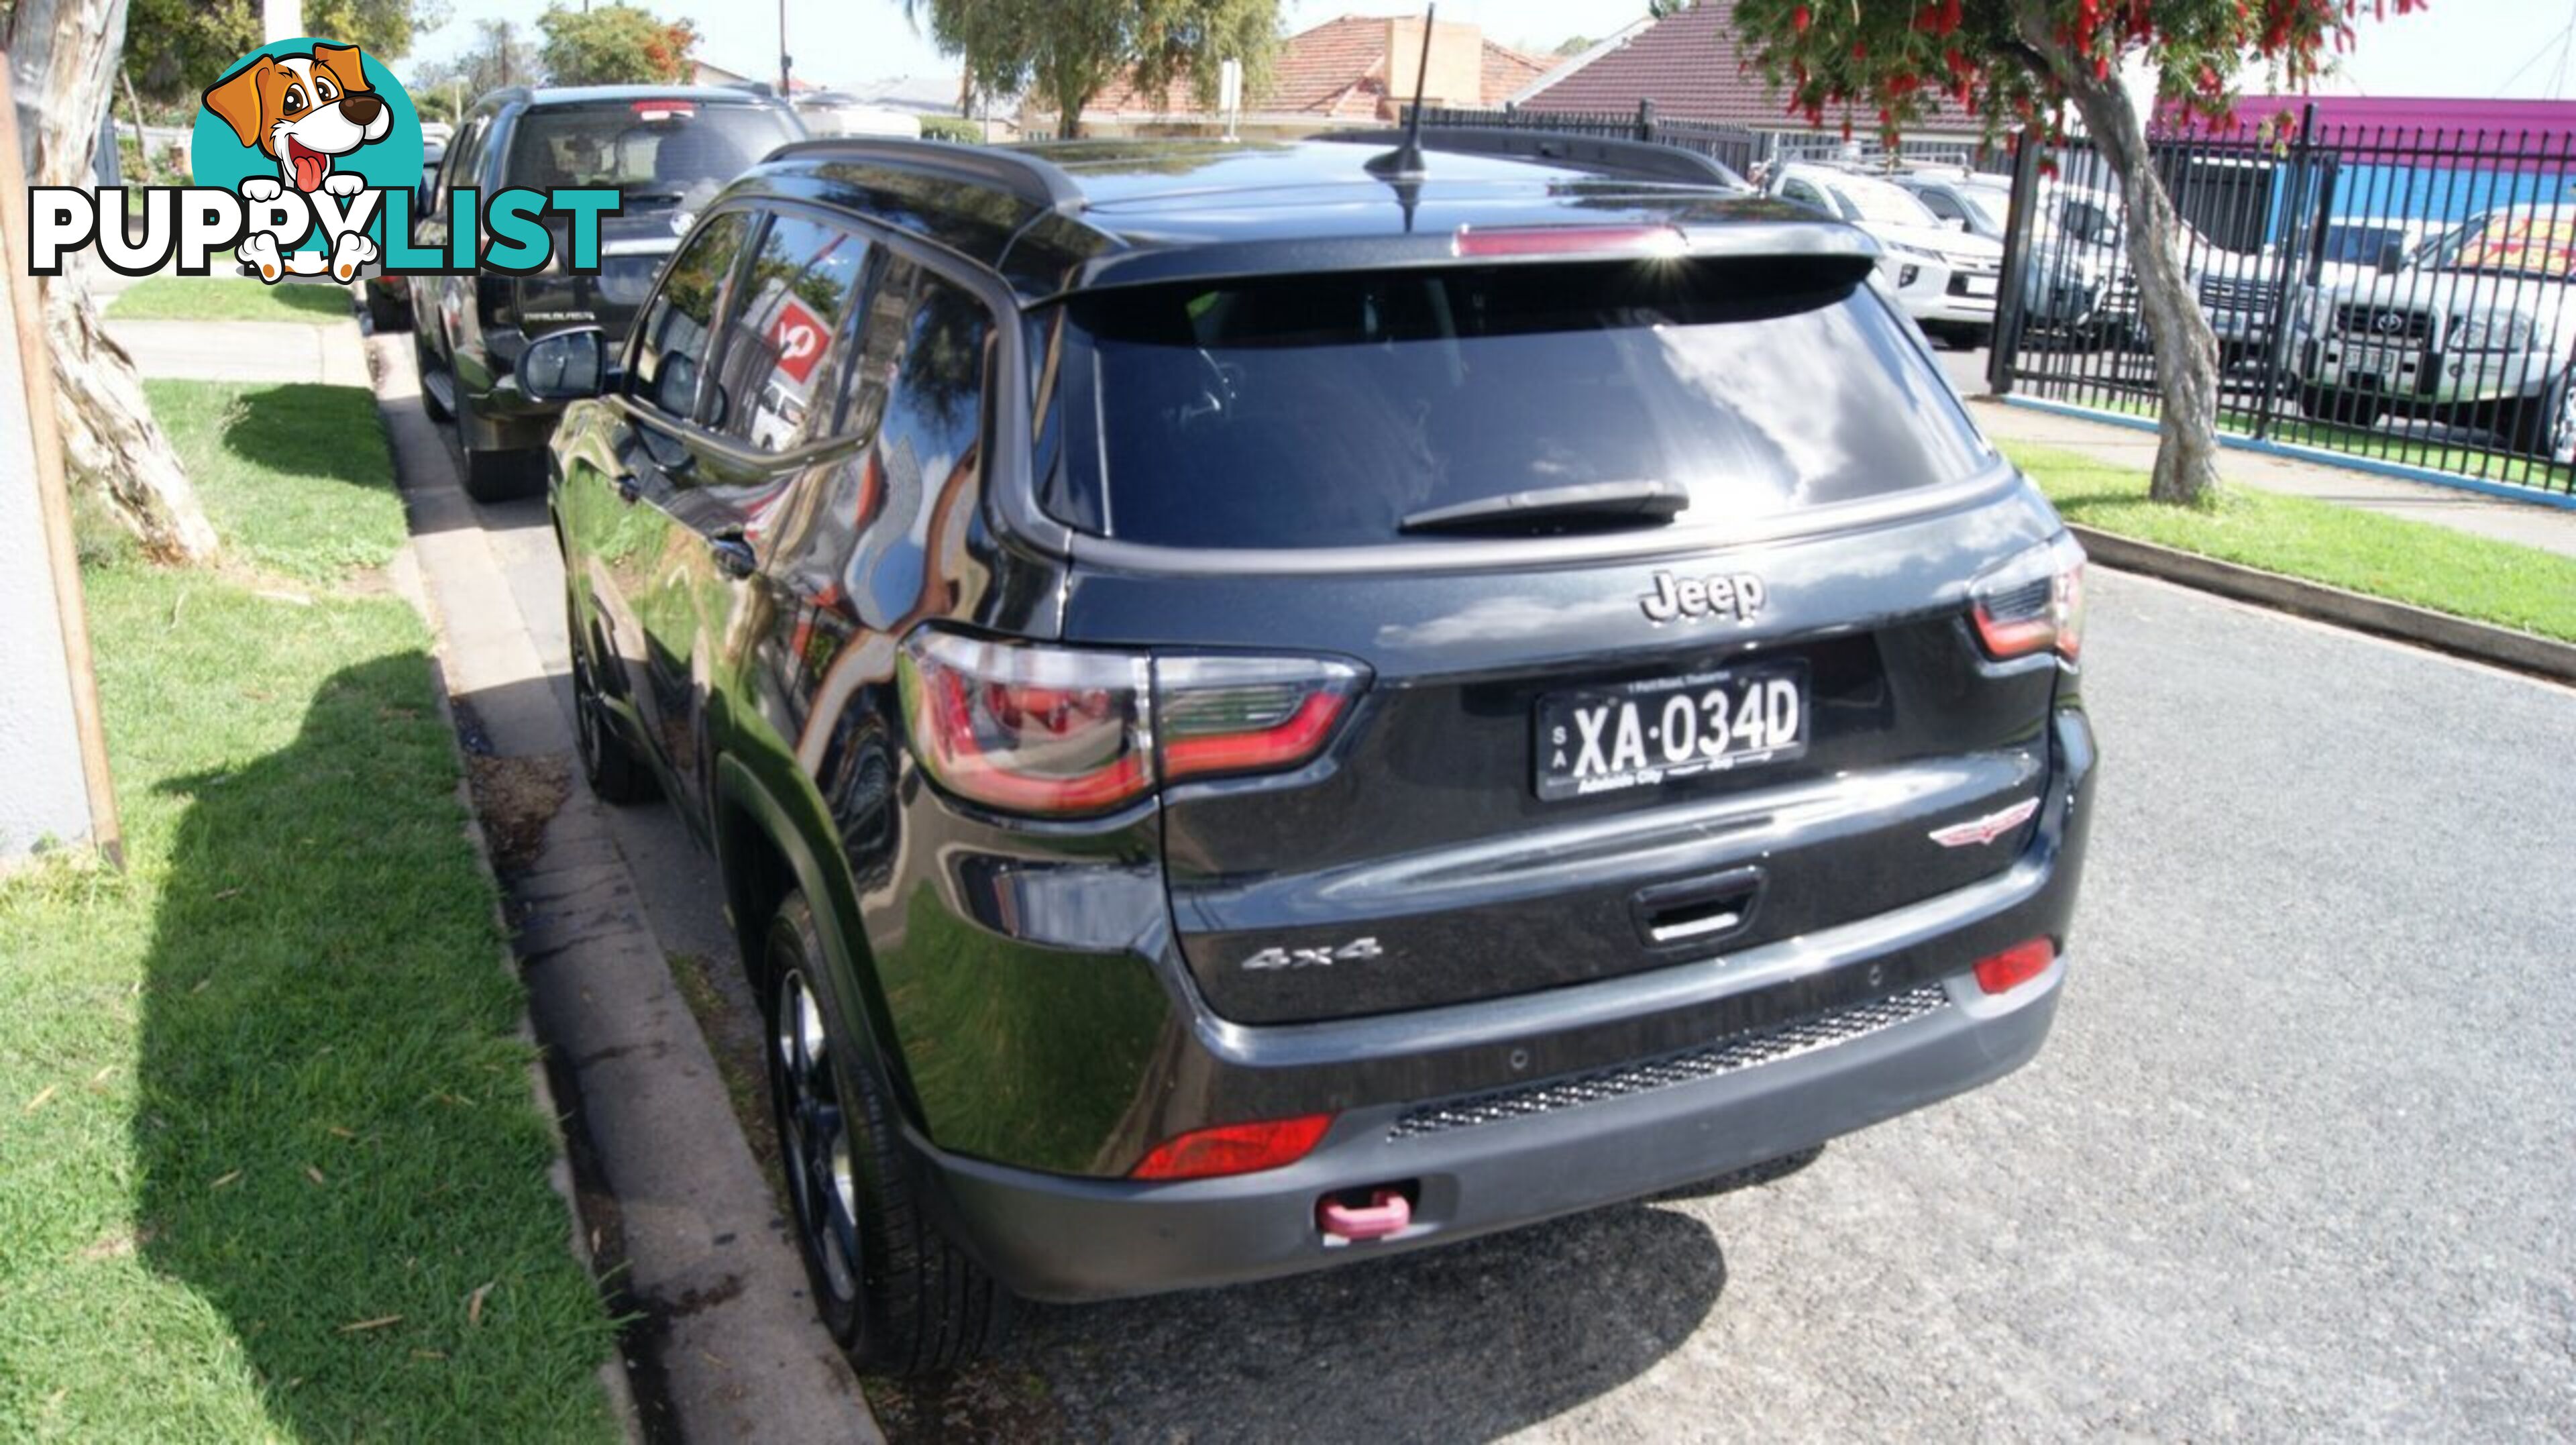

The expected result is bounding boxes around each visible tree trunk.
[2059,70,2222,507]
[2012,1,2221,508]
[5,0,217,561]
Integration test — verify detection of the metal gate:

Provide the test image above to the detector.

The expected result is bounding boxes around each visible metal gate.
[1990,107,2576,497]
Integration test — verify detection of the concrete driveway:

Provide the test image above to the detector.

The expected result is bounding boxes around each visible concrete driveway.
[405,349,2576,1438]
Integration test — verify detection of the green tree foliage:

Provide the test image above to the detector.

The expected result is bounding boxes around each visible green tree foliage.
[124,0,446,109]
[409,19,541,113]
[536,2,700,87]
[1551,34,1598,58]
[905,0,1280,139]
[1727,0,2422,506]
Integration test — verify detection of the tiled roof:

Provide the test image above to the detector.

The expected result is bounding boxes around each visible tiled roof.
[1521,1,1969,133]
[1084,15,1550,120]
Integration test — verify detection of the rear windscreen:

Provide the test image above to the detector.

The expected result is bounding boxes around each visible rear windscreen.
[1044,260,1993,549]
[507,103,800,201]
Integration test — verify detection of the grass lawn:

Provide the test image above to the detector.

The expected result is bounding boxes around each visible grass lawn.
[110,276,353,324]
[0,384,620,1440]
[2004,440,2576,644]
[145,380,410,584]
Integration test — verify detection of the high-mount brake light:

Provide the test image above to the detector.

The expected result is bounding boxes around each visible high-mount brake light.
[898,631,1368,818]
[631,100,697,120]
[1971,533,2088,663]
[1452,223,1688,259]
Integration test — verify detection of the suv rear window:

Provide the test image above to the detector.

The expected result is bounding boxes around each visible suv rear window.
[1044,259,1992,549]
[508,101,800,203]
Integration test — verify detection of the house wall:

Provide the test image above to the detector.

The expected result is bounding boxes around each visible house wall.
[0,258,96,861]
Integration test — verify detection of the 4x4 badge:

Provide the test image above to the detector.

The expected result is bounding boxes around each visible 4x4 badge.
[1639,569,1767,625]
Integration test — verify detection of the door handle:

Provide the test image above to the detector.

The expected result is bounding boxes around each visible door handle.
[613,473,641,504]
[707,534,757,580]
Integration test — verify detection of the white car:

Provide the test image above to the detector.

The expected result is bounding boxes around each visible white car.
[1770,163,2004,345]
[2296,203,2576,461]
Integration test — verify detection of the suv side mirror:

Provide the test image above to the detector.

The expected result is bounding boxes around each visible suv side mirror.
[520,328,608,403]
[2377,241,2407,274]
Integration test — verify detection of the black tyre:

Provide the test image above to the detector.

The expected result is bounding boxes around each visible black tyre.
[462,445,542,503]
[414,331,453,422]
[764,893,1010,1375]
[2504,376,2575,464]
[567,592,655,805]
[364,283,411,333]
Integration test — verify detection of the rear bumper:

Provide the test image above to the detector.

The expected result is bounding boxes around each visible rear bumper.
[933,960,2059,1302]
[917,702,2097,1303]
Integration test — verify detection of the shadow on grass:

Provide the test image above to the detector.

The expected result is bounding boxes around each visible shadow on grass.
[134,653,614,1439]
[219,383,399,492]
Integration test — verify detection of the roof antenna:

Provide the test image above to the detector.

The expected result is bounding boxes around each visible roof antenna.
[1367,2,1439,181]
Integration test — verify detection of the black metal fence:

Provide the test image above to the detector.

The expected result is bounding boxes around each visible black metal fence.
[1991,109,2576,496]
[1407,103,1997,184]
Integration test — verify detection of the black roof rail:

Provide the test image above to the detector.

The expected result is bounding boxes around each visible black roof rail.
[762,137,1087,216]
[1317,125,1749,191]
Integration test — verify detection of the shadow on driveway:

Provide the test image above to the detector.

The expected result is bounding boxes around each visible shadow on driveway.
[871,1153,1819,1440]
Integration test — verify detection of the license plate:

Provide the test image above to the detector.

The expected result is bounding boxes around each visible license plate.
[1962,274,1998,298]
[1536,663,1810,802]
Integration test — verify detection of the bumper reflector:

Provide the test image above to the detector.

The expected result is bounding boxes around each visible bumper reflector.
[1130,1113,1334,1181]
[1974,937,2057,996]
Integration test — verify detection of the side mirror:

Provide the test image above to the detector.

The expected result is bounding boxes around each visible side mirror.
[2377,241,2407,274]
[520,328,608,404]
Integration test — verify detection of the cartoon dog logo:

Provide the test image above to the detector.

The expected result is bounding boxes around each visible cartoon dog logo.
[201,43,389,282]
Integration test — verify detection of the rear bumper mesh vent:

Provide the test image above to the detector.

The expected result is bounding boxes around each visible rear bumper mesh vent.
[1386,983,1950,1141]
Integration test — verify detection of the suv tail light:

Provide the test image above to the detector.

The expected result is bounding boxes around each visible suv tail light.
[898,630,1366,818]
[1155,655,1365,782]
[1972,533,2087,663]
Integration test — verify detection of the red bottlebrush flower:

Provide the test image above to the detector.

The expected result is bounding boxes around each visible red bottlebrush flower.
[1851,40,1868,60]
[1792,4,1811,34]
[2095,54,2112,80]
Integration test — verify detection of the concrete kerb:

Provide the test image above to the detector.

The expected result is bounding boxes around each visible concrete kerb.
[369,336,880,1444]
[384,541,647,1444]
[2068,525,2576,688]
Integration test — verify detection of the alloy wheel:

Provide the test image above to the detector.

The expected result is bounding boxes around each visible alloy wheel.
[771,967,861,1307]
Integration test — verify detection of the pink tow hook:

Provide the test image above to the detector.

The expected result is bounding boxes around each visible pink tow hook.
[1317,1189,1412,1243]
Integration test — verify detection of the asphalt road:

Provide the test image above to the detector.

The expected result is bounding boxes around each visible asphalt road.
[458,457,2576,1439]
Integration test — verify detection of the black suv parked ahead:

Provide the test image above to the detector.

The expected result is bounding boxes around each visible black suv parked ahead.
[413,85,804,500]
[525,131,2099,1374]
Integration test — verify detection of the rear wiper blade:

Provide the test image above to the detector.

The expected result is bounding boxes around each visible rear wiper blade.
[1399,480,1690,535]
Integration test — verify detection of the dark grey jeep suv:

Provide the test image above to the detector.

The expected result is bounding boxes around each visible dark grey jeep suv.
[521,129,2099,1374]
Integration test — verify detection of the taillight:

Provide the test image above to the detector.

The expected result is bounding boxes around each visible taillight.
[1130,1113,1335,1181]
[897,630,1366,818]
[899,631,1154,816]
[1972,533,2087,663]
[1973,936,2057,995]
[1155,655,1365,783]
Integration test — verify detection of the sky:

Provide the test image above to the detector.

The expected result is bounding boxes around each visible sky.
[404,0,2576,103]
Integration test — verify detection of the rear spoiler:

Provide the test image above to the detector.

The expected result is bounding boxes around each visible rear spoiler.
[1039,217,1884,307]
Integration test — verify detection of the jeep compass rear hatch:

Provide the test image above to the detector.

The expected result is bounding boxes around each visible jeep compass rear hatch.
[1041,253,2076,1024]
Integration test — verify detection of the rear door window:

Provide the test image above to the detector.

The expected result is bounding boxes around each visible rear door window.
[708,212,872,451]
[1046,260,1993,550]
